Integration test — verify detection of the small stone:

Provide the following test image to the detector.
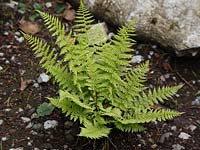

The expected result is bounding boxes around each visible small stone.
[15,31,21,36]
[21,117,31,123]
[192,96,200,105]
[164,73,170,79]
[33,82,39,88]
[0,119,3,125]
[9,148,24,150]
[37,73,49,83]
[188,124,197,132]
[4,31,9,35]
[0,66,3,71]
[26,122,33,129]
[192,80,196,84]
[151,144,157,149]
[2,137,7,141]
[0,52,4,56]
[108,32,114,39]
[172,76,177,81]
[44,120,58,129]
[4,108,11,112]
[171,126,177,131]
[172,144,185,150]
[160,75,166,82]
[5,60,10,64]
[27,141,33,146]
[149,51,154,56]
[178,132,191,140]
[32,123,43,131]
[31,113,39,119]
[16,36,24,43]
[34,148,39,150]
[152,45,157,49]
[30,130,38,135]
[45,2,52,8]
[131,55,144,63]
[18,108,24,112]
[11,56,16,62]
[159,132,172,143]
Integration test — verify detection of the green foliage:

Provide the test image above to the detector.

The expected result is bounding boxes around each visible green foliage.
[22,2,183,139]
[37,102,55,117]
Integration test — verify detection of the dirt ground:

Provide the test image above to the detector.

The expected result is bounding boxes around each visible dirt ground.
[0,0,200,150]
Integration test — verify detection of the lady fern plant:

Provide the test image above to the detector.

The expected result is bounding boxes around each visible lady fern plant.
[22,1,182,139]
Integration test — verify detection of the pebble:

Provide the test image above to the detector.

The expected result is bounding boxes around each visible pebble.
[21,117,31,123]
[45,2,52,8]
[30,130,38,135]
[31,113,39,119]
[32,123,43,131]
[4,108,11,112]
[15,36,24,43]
[26,122,33,129]
[152,45,157,49]
[2,137,7,141]
[151,144,157,149]
[37,73,49,83]
[9,148,24,150]
[0,52,4,56]
[178,132,191,140]
[108,32,114,39]
[0,119,3,125]
[192,96,200,105]
[159,132,172,143]
[172,144,185,150]
[188,124,197,132]
[18,108,24,112]
[27,141,33,146]
[44,120,58,129]
[171,126,177,131]
[0,66,3,71]
[15,32,21,36]
[5,60,10,64]
[149,51,154,56]
[33,82,39,88]
[131,55,144,63]
[4,31,9,35]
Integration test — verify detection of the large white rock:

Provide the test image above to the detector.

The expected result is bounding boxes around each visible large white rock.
[70,0,200,56]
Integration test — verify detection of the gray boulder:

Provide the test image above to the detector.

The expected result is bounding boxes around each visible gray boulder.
[70,0,200,56]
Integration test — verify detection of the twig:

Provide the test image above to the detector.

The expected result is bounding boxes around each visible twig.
[175,71,195,91]
[107,137,118,150]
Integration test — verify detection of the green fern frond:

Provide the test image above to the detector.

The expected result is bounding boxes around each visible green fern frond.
[23,2,183,139]
[118,109,182,124]
[79,123,111,139]
[115,122,146,132]
[142,85,183,106]
[73,0,94,33]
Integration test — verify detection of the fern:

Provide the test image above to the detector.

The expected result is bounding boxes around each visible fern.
[23,1,183,139]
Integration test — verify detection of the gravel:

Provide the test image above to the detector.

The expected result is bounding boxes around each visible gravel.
[178,132,191,140]
[172,144,185,150]
[0,119,3,125]
[21,117,31,123]
[37,73,49,83]
[131,55,144,63]
[44,120,58,129]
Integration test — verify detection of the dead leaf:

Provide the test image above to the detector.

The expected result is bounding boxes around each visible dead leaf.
[20,77,33,91]
[62,3,75,22]
[162,62,172,72]
[19,18,40,35]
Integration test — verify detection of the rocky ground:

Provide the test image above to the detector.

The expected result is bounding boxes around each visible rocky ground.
[0,0,200,150]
